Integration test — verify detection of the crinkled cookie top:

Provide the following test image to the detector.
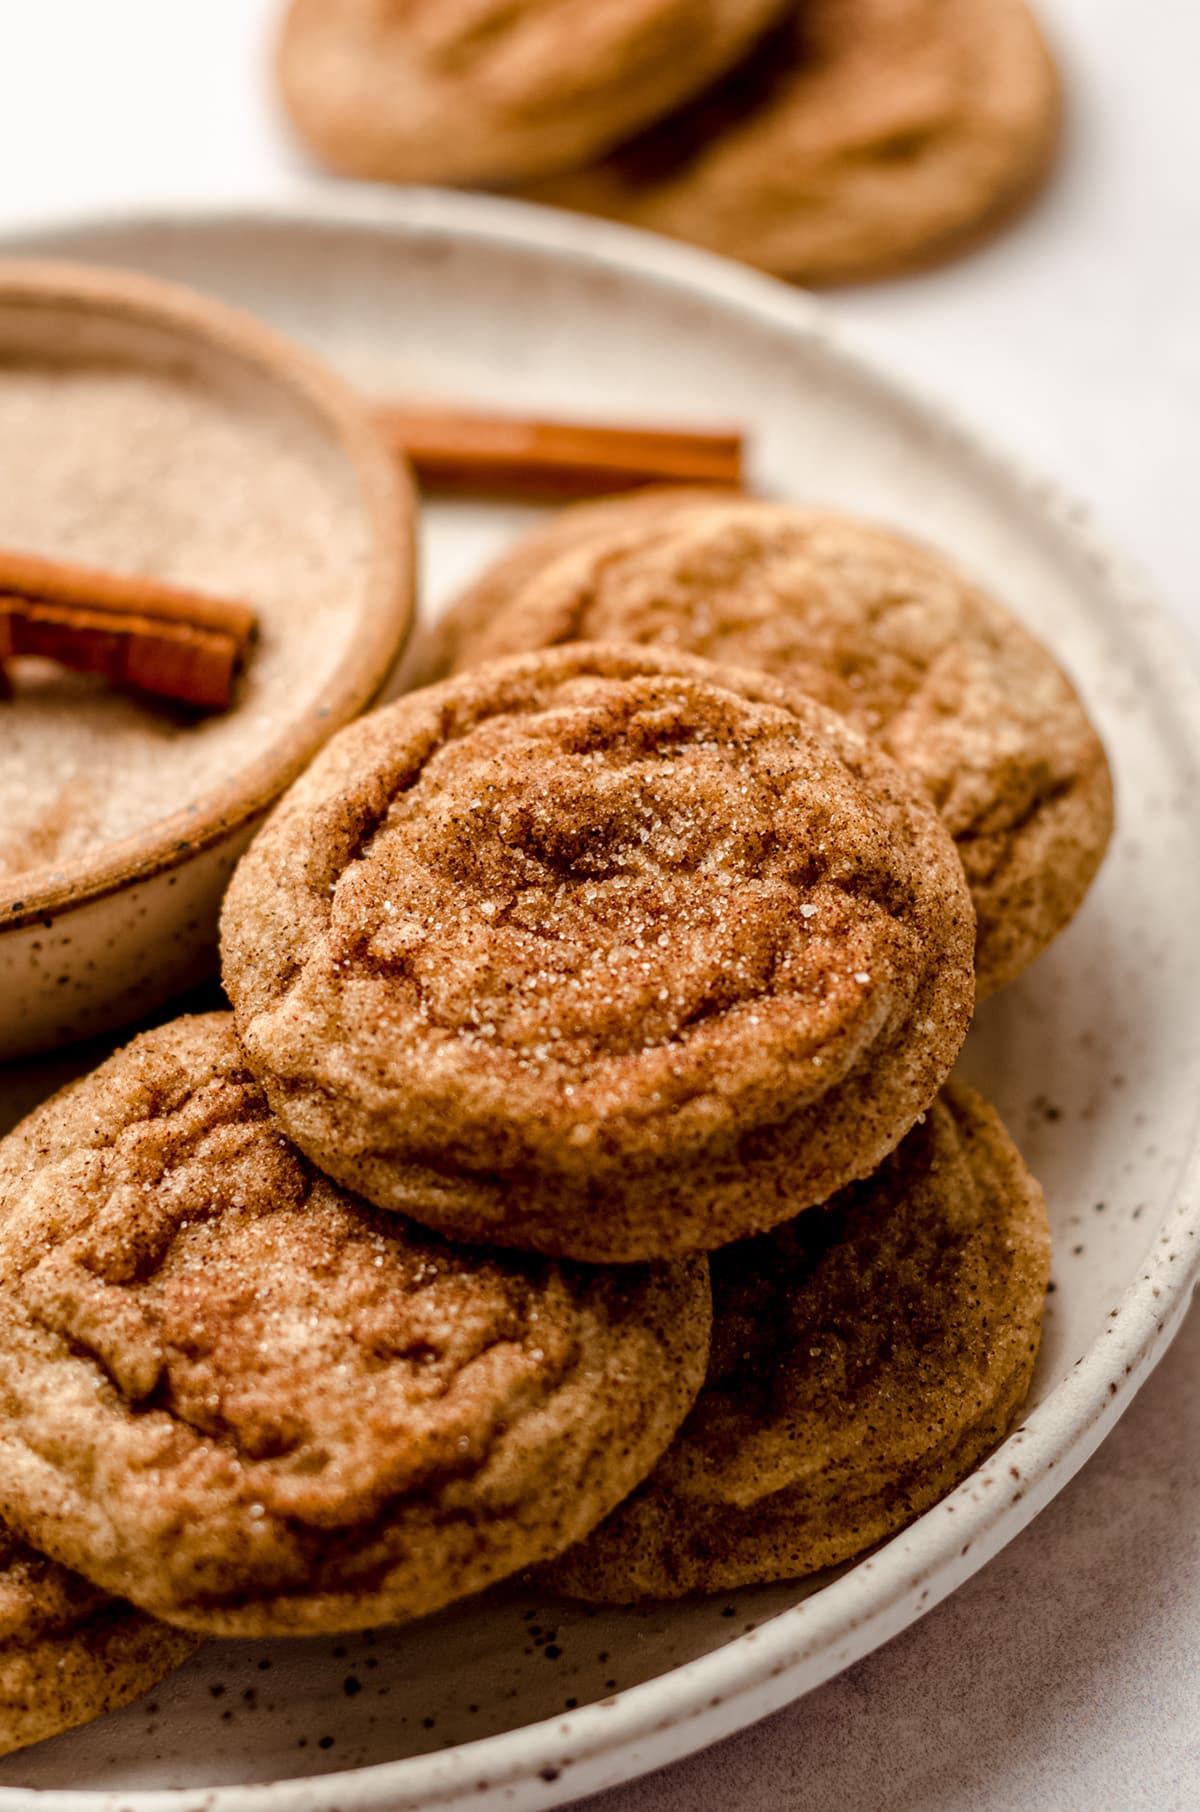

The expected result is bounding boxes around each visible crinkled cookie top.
[0,1013,709,1632]
[438,501,1112,993]
[545,1080,1051,1598]
[222,644,974,1259]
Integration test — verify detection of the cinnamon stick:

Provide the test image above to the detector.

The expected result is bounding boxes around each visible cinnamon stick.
[0,549,257,711]
[374,405,745,499]
[0,549,257,643]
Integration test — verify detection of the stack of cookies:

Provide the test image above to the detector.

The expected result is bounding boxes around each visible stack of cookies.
[0,495,1110,1756]
[277,0,1063,283]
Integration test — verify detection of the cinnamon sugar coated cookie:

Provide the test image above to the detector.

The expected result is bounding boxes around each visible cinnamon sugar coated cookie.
[278,0,790,187]
[0,1015,710,1635]
[436,497,1113,994]
[221,645,974,1261]
[525,0,1061,283]
[544,1081,1051,1600]
[0,1525,196,1758]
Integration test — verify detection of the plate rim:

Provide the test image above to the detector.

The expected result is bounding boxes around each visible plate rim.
[1,187,1198,1812]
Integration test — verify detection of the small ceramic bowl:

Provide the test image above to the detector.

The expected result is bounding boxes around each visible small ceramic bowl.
[0,261,415,1059]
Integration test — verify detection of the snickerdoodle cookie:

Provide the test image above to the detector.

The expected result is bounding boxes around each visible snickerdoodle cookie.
[277,0,790,188]
[436,498,1113,994]
[221,644,974,1262]
[544,1080,1050,1600]
[524,0,1061,283]
[0,1014,709,1636]
[0,1525,196,1759]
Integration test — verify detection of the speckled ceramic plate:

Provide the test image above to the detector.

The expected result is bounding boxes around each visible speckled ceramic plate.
[0,193,1197,1812]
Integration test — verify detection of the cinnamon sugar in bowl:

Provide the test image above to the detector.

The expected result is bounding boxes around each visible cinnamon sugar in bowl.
[0,262,415,1058]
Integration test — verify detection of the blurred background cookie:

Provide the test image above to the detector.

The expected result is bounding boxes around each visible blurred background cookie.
[0,1525,196,1758]
[524,0,1061,281]
[0,1014,710,1635]
[434,495,1113,994]
[277,0,792,187]
[544,1080,1051,1600]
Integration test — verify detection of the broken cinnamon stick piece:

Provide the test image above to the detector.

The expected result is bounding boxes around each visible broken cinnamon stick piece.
[0,549,257,711]
[374,405,745,498]
[0,600,242,712]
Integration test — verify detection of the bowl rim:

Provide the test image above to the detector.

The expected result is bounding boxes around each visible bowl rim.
[0,190,1197,1812]
[0,256,416,929]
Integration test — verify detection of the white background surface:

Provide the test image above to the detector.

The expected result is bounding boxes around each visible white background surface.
[0,2,1197,1807]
